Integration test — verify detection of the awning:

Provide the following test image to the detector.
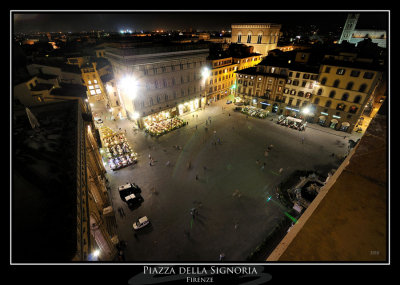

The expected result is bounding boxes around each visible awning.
[319,115,326,120]
[331,119,338,124]
[341,122,350,127]
[287,116,302,123]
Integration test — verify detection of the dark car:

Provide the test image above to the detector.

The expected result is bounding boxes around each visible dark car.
[118,183,141,203]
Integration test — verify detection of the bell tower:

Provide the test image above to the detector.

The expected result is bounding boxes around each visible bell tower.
[339,13,360,44]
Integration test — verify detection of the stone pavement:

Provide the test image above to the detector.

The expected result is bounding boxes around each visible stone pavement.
[90,99,358,261]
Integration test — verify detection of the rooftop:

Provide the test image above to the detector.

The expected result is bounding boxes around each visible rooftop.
[268,109,387,262]
[12,101,80,262]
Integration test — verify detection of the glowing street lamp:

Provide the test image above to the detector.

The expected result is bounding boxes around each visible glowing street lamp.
[119,76,138,99]
[201,67,211,80]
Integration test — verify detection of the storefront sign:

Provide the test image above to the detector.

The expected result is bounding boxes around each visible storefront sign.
[332,115,341,119]
[285,107,299,112]
[321,112,329,116]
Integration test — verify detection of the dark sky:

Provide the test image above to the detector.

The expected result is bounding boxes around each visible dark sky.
[12,11,389,33]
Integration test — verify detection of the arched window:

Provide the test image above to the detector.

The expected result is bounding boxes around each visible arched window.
[325,100,332,107]
[257,33,263,44]
[314,98,320,105]
[317,88,323,95]
[329,91,336,98]
[237,33,242,43]
[341,93,349,101]
[247,33,252,43]
[333,79,340,88]
[354,95,362,104]
[359,84,368,93]
[321,77,327,85]
[346,82,354,90]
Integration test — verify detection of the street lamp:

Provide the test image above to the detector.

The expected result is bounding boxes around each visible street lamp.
[119,75,138,100]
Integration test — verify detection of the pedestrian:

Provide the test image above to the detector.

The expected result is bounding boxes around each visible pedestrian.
[344,136,346,139]
[261,163,265,170]
[195,174,199,180]
[234,223,238,230]
[219,253,225,261]
[196,125,197,130]
[166,160,170,167]
[229,113,231,116]
[149,160,152,166]
[279,168,283,174]
[256,159,259,165]
[149,154,152,160]
[264,150,269,157]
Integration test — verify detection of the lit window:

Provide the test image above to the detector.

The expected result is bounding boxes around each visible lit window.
[88,80,92,84]
[90,90,96,95]
[96,89,102,94]
[88,85,94,89]
[95,85,100,88]
[94,80,98,83]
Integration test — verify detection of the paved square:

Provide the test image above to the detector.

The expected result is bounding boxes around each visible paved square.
[92,100,358,262]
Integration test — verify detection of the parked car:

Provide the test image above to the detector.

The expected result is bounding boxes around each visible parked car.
[95,118,103,125]
[133,216,150,230]
[118,183,141,202]
[226,100,232,104]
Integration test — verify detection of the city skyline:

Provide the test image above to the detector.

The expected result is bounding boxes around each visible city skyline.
[13,10,389,33]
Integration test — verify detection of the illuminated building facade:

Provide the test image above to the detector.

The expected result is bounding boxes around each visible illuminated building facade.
[231,23,282,57]
[104,42,209,128]
[80,62,107,103]
[312,53,384,133]
[339,13,387,48]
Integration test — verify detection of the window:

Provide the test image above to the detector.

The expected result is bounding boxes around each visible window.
[284,88,289,94]
[88,80,92,85]
[94,80,98,83]
[317,88,323,95]
[325,100,332,107]
[354,95,362,104]
[324,67,331,73]
[359,84,367,93]
[363,72,374,79]
[90,90,96,95]
[329,91,336,98]
[349,106,358,114]
[336,103,346,111]
[305,92,312,99]
[314,98,320,105]
[290,89,296,95]
[96,89,101,94]
[321,77,327,85]
[257,35,262,44]
[298,91,304,97]
[237,34,242,43]
[88,85,94,90]
[333,79,340,88]
[289,72,293,77]
[302,81,307,87]
[247,34,252,43]
[336,68,346,75]
[346,82,354,90]
[350,70,360,77]
[295,73,300,78]
[303,74,310,79]
[341,93,349,101]
[292,80,299,86]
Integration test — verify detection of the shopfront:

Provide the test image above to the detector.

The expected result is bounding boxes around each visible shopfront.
[178,98,200,115]
[339,121,350,132]
[142,109,186,136]
[272,103,279,113]
[318,115,326,126]
[329,118,338,129]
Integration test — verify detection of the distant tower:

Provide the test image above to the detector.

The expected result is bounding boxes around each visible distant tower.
[339,13,360,44]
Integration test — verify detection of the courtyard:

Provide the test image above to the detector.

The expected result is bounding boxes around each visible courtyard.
[92,99,361,262]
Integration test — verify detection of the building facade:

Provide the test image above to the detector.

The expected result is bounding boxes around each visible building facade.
[311,53,384,132]
[339,13,387,48]
[105,43,209,128]
[231,23,282,57]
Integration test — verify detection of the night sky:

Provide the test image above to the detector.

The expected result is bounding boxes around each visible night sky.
[13,11,388,33]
